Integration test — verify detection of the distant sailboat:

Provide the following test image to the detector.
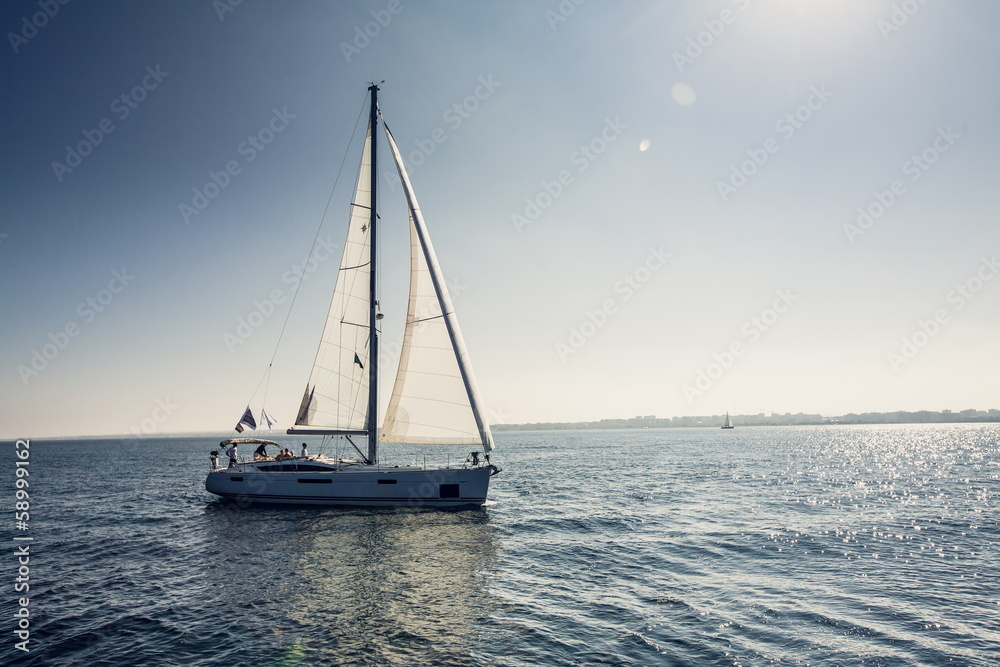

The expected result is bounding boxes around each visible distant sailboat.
[721,412,734,429]
[205,84,499,506]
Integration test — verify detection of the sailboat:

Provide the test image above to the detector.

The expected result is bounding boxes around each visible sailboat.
[206,84,499,507]
[721,412,734,429]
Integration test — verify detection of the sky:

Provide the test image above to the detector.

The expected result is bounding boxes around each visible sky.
[2,0,999,438]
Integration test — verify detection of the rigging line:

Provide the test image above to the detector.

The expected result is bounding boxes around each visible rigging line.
[265,90,371,369]
[345,435,368,461]
[261,362,271,424]
[232,365,271,434]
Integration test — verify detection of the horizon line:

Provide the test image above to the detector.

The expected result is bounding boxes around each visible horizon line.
[6,407,999,441]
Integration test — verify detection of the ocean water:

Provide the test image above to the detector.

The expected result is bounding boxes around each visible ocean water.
[3,424,999,666]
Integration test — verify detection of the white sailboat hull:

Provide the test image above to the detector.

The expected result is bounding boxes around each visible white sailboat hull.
[205,458,496,507]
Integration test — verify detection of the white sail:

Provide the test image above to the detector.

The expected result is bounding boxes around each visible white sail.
[381,124,495,451]
[291,121,373,434]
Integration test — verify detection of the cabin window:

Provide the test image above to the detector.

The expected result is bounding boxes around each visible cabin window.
[377,479,397,485]
[229,477,243,482]
[439,484,460,498]
[297,478,332,484]
[258,464,335,472]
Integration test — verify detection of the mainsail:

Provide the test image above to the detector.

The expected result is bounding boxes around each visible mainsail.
[380,124,495,451]
[290,121,374,435]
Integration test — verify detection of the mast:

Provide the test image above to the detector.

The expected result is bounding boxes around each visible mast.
[366,82,380,464]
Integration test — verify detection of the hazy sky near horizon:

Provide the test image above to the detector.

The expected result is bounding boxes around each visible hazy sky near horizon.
[2,0,999,438]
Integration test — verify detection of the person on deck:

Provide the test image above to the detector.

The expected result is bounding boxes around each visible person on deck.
[300,442,309,458]
[254,443,268,460]
[226,443,238,468]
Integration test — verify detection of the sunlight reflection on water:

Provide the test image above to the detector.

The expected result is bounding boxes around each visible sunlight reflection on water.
[4,424,998,666]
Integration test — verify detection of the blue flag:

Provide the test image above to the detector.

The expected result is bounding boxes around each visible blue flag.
[237,406,257,431]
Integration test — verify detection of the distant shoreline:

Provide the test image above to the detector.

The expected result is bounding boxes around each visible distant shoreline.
[493,409,1000,431]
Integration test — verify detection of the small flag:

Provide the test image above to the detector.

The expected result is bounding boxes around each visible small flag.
[262,409,276,429]
[237,406,257,431]
[354,353,364,370]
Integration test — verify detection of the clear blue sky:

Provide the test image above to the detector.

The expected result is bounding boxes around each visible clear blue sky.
[2,0,998,438]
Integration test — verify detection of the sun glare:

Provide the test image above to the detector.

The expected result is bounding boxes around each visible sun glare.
[751,0,882,49]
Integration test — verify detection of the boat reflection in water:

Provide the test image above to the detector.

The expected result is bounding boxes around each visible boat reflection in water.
[204,504,499,664]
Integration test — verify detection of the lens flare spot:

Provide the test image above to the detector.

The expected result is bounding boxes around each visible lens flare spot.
[671,82,697,106]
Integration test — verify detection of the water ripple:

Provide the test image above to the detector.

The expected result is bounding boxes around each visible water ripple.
[2,425,998,665]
